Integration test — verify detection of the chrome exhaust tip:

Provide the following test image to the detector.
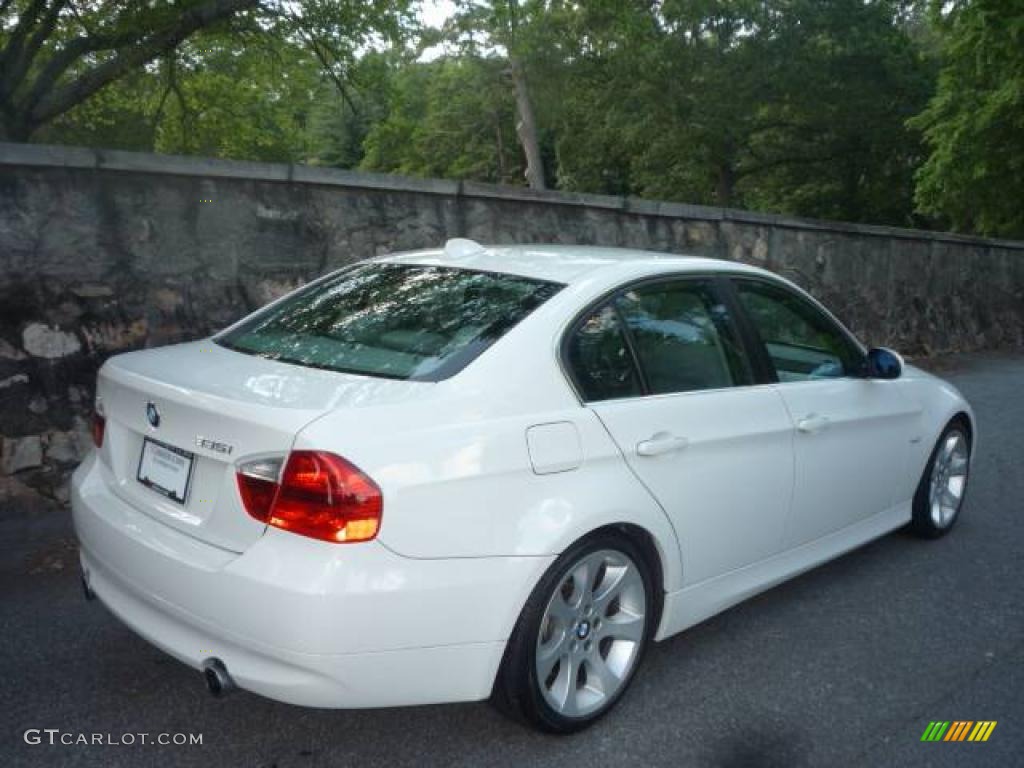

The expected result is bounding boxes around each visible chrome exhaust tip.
[201,658,235,698]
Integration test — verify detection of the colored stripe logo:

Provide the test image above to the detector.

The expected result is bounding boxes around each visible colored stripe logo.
[921,721,997,742]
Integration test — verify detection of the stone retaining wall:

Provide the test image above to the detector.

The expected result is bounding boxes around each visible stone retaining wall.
[2,142,1022,507]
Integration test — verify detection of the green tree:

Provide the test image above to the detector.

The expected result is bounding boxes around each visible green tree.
[307,52,394,168]
[742,0,934,224]
[910,0,1024,237]
[360,55,523,183]
[447,0,556,188]
[548,1,931,224]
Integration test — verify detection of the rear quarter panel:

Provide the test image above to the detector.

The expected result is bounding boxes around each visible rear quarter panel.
[295,399,684,592]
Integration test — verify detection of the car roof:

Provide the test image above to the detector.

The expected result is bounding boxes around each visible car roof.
[379,241,770,285]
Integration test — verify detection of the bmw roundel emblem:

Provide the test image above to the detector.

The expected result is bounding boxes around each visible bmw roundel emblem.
[146,401,161,428]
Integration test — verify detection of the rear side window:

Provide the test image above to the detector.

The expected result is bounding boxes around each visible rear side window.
[566,278,752,402]
[566,304,643,402]
[616,280,752,394]
[216,263,563,381]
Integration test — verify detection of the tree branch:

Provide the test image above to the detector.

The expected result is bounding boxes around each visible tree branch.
[0,0,50,87]
[28,0,257,128]
[20,24,152,115]
[3,0,68,97]
[149,55,177,147]
[295,26,358,116]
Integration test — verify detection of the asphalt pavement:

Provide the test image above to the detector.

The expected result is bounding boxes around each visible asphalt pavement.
[2,353,1022,768]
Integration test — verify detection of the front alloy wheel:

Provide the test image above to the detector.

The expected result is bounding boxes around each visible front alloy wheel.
[494,533,655,732]
[910,419,971,538]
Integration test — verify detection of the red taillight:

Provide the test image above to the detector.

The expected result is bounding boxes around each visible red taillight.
[91,411,106,449]
[236,451,382,544]
[236,472,278,521]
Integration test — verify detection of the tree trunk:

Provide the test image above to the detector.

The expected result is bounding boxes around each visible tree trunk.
[510,57,545,190]
[494,110,507,183]
[716,162,735,207]
[0,117,29,142]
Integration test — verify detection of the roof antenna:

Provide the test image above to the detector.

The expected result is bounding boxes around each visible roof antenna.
[444,238,486,260]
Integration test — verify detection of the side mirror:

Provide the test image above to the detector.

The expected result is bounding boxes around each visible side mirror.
[866,347,903,380]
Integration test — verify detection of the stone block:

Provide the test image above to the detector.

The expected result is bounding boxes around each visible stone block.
[2,435,43,475]
[44,430,85,464]
[22,323,80,358]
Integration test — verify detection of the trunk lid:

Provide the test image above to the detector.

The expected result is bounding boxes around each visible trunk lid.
[95,340,430,552]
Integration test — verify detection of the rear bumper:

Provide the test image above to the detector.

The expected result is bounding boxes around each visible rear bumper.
[72,454,553,708]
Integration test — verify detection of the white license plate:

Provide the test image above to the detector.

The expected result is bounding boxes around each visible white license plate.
[137,438,194,504]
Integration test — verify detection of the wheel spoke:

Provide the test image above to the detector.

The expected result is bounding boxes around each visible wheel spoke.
[569,560,592,609]
[942,486,960,508]
[943,435,958,459]
[547,653,576,715]
[593,563,627,608]
[546,594,576,626]
[948,454,968,473]
[537,630,568,678]
[584,656,621,696]
[602,610,645,643]
[948,475,963,496]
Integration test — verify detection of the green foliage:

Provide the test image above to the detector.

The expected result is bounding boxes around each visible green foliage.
[0,0,414,142]
[34,69,158,151]
[910,0,1024,237]
[307,53,394,168]
[360,56,523,183]
[35,32,325,163]
[741,0,935,224]
[152,34,321,162]
[540,1,932,225]
[11,0,1024,237]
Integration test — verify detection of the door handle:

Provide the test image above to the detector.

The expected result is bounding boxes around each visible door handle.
[636,432,689,457]
[796,414,830,434]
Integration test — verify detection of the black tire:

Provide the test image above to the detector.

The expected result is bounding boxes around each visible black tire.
[908,418,971,539]
[492,531,656,733]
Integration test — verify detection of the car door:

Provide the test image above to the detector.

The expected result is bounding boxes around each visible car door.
[564,276,795,585]
[729,277,917,547]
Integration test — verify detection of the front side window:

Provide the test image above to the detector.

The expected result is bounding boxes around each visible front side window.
[216,263,563,381]
[734,279,863,382]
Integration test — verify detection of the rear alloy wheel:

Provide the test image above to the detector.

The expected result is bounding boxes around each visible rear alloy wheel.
[910,421,971,538]
[493,534,654,733]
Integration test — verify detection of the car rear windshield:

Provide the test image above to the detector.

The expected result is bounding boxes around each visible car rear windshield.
[215,262,564,381]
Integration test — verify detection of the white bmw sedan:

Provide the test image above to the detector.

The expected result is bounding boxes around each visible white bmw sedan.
[72,240,974,732]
